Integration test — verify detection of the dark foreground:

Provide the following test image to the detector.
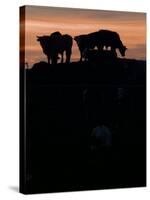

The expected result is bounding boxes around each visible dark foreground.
[20,58,146,194]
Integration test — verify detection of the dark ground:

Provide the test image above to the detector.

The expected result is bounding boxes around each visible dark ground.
[20,57,146,194]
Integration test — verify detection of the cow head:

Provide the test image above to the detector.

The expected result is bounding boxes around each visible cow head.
[36,36,51,46]
[120,45,127,57]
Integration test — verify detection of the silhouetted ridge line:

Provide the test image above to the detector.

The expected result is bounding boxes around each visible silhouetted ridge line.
[25,58,146,87]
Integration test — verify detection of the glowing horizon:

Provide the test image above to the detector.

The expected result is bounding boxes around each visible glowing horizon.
[21,6,146,68]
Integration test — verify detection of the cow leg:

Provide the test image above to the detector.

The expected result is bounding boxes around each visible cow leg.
[78,47,83,61]
[66,49,71,63]
[111,47,117,57]
[80,51,83,62]
[97,44,103,51]
[51,54,57,64]
[61,52,64,63]
[54,55,58,64]
[105,46,109,50]
[47,55,50,64]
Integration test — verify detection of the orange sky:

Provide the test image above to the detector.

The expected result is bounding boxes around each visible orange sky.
[21,5,146,68]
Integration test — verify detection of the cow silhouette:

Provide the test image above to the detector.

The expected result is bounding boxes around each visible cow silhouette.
[97,30,127,57]
[74,30,127,61]
[37,31,73,64]
[74,32,98,61]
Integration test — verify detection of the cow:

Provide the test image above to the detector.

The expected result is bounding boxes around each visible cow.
[97,29,127,57]
[74,30,127,61]
[37,31,73,64]
[74,32,99,61]
[37,35,51,64]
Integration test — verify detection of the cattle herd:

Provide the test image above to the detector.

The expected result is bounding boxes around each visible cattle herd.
[37,29,127,64]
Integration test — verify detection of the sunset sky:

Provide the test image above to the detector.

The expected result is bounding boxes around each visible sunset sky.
[22,5,146,68]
